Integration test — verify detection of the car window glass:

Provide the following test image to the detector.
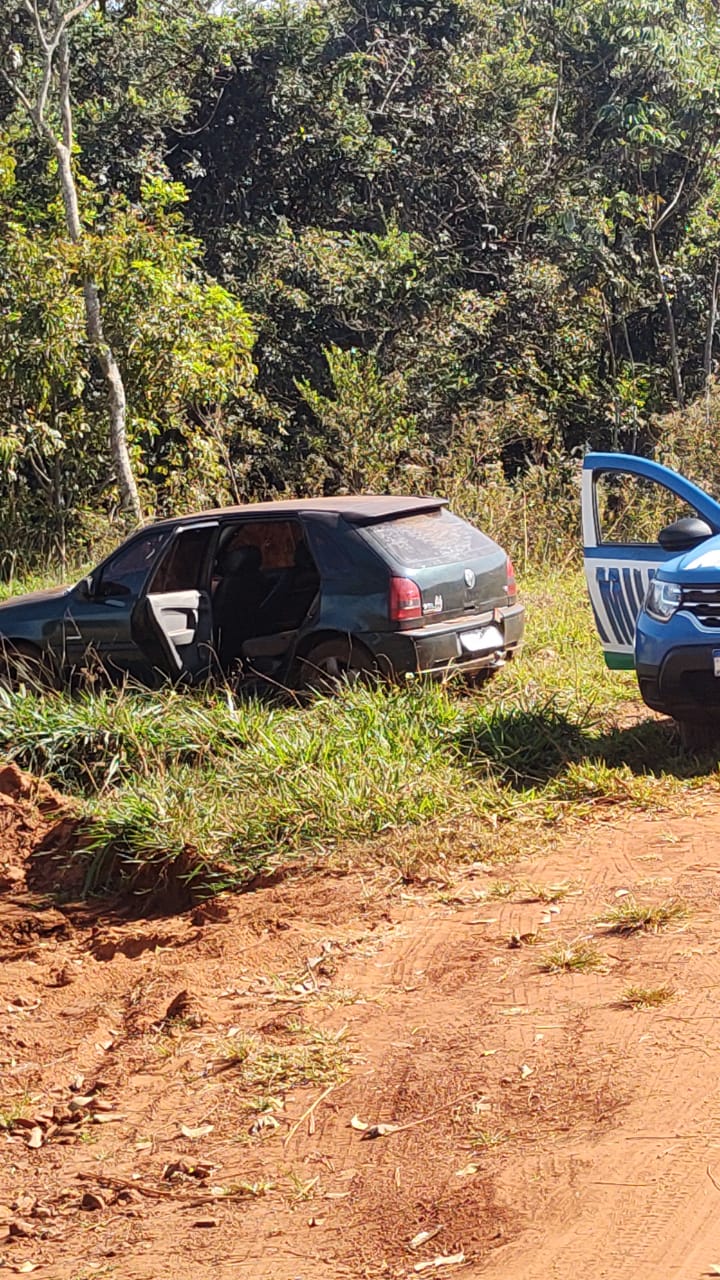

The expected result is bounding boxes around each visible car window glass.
[218,520,302,571]
[595,473,701,545]
[304,520,355,576]
[362,510,495,568]
[149,528,212,594]
[96,530,167,598]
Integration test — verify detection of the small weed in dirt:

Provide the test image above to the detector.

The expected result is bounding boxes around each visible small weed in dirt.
[519,879,579,903]
[600,896,689,934]
[215,1024,349,1094]
[485,880,517,900]
[286,1171,321,1201]
[540,940,606,973]
[621,984,675,1008]
[470,1127,507,1150]
[0,1093,33,1129]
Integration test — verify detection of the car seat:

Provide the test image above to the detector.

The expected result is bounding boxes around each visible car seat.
[213,545,266,668]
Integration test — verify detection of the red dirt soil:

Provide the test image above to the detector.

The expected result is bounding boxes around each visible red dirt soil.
[2,761,720,1279]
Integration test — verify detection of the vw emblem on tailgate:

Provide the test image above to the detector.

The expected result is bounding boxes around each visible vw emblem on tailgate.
[464,568,476,589]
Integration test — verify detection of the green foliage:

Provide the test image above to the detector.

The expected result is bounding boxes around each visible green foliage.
[5,0,720,560]
[0,167,255,558]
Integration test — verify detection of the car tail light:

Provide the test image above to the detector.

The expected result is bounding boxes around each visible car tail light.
[389,576,422,622]
[505,557,517,604]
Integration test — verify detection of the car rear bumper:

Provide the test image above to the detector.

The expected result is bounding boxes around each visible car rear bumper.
[364,603,525,677]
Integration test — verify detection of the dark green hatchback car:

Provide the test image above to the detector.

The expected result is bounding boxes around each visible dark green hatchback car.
[0,496,524,689]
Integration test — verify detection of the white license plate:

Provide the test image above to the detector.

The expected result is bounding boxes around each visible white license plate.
[713,649,720,677]
[461,625,504,654]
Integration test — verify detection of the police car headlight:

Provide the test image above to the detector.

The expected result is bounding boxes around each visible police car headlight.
[645,579,682,622]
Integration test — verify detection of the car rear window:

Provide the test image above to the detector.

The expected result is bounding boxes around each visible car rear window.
[362,510,495,568]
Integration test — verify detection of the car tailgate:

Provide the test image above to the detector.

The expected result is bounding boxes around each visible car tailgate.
[359,508,510,624]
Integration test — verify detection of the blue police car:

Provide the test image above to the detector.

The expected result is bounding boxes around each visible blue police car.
[582,452,720,747]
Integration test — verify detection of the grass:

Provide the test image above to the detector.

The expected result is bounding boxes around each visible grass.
[518,880,579,904]
[600,896,689,934]
[0,567,715,899]
[215,1024,350,1094]
[621,984,676,1008]
[540,940,607,973]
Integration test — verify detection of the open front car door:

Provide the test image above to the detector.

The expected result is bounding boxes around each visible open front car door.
[134,522,218,682]
[581,453,720,669]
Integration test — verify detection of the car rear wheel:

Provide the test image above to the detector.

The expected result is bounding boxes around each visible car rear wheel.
[0,641,53,691]
[676,718,720,752]
[296,638,377,694]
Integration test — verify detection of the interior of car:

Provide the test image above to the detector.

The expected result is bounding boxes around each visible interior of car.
[211,519,320,672]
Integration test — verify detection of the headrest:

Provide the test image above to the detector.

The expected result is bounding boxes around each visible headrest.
[294,542,315,570]
[219,544,262,575]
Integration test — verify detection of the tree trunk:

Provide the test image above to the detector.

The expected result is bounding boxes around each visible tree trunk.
[53,134,142,523]
[704,257,719,425]
[650,225,684,409]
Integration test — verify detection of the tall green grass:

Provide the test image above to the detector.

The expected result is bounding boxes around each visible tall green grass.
[0,570,707,900]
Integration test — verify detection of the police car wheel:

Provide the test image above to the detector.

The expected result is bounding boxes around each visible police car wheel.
[676,719,720,753]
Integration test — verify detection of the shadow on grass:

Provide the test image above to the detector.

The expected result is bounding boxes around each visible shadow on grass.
[456,705,718,790]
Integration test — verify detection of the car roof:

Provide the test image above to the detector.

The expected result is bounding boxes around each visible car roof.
[150,495,448,529]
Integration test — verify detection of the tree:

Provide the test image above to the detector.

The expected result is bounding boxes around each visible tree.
[1,0,142,521]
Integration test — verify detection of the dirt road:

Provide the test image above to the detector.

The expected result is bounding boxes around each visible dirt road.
[2,763,720,1279]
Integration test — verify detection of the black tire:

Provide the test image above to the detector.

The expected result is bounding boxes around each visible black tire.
[295,637,377,694]
[676,718,720,752]
[0,641,53,691]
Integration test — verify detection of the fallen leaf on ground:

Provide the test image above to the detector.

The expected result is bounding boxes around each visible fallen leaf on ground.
[409,1226,442,1250]
[520,1064,533,1079]
[179,1123,214,1140]
[349,1114,367,1131]
[413,1253,465,1272]
[15,1264,37,1274]
[26,1128,43,1149]
[360,1123,399,1140]
[80,1192,105,1212]
[455,1163,478,1177]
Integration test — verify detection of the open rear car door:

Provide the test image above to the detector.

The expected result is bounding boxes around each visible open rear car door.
[133,522,218,681]
[582,453,720,668]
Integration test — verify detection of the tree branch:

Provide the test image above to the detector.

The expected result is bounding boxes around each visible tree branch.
[0,66,38,128]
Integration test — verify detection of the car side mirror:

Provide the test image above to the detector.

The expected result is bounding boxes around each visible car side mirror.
[75,576,93,600]
[97,580,131,600]
[658,516,714,552]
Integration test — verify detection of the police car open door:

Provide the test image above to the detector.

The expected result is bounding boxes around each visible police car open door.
[581,453,720,669]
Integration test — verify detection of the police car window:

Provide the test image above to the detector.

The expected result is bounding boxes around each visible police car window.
[96,530,167,598]
[595,473,701,545]
[363,510,495,568]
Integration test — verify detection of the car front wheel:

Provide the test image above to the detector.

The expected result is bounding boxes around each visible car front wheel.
[676,718,720,753]
[0,641,53,691]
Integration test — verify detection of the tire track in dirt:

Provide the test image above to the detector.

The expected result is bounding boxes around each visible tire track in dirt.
[5,793,720,1277]
[470,808,720,1280]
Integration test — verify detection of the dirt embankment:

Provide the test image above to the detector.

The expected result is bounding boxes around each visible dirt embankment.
[1,764,720,1279]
